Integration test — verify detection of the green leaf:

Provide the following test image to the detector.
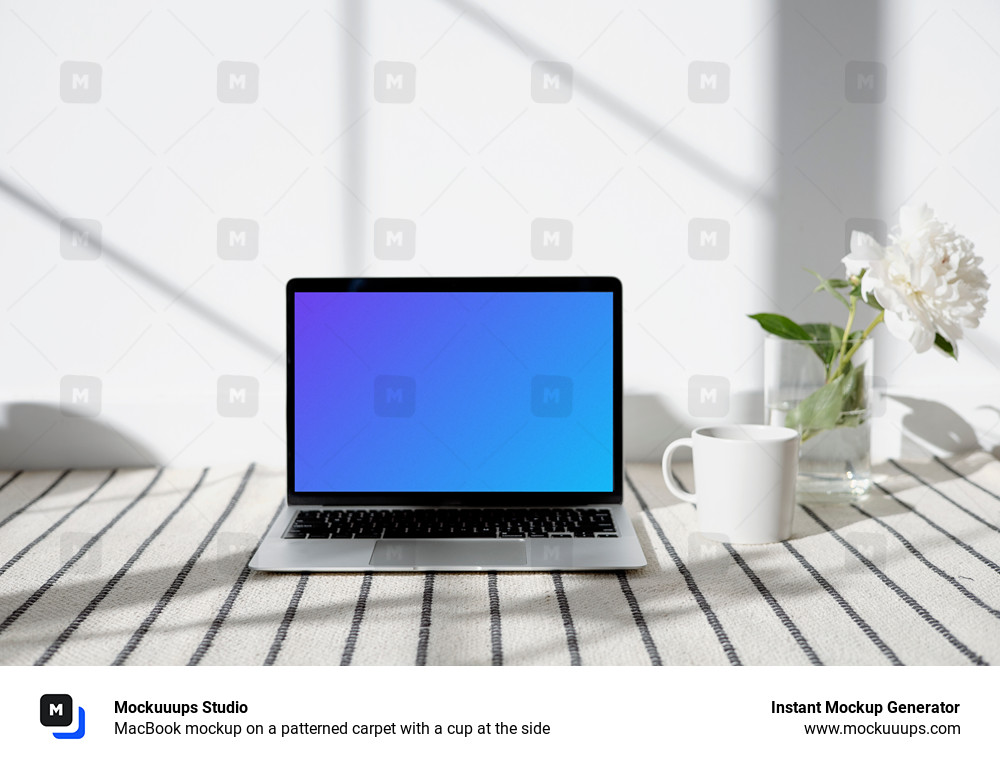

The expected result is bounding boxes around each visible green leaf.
[747,313,813,341]
[813,278,851,290]
[805,268,851,309]
[934,333,957,360]
[863,290,883,310]
[786,376,850,434]
[840,361,868,414]
[836,412,866,429]
[800,323,847,369]
[787,363,870,441]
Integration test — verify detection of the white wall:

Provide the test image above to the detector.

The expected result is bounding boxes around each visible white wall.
[2,0,998,468]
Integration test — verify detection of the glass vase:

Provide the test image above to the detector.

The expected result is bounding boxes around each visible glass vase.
[764,336,873,501]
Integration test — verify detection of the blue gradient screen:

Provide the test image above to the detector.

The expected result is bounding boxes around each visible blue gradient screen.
[293,291,614,493]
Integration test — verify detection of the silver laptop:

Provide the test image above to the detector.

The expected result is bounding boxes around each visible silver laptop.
[249,276,646,572]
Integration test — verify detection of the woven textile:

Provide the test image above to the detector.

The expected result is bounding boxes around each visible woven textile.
[1,453,998,666]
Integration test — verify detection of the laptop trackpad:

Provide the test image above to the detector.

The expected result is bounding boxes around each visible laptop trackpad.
[370,540,527,568]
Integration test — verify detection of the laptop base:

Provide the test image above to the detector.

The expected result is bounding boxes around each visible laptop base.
[249,505,646,572]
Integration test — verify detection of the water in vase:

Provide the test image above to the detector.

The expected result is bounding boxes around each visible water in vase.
[769,403,871,500]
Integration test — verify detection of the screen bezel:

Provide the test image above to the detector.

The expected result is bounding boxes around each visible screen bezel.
[286,276,623,506]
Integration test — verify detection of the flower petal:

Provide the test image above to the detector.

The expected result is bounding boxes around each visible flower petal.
[843,230,884,276]
[898,203,931,237]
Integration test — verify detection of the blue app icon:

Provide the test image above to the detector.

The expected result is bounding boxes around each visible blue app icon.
[40,694,86,739]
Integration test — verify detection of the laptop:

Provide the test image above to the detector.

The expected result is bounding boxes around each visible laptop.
[249,276,646,572]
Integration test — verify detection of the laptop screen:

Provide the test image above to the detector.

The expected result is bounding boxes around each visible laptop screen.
[293,289,614,494]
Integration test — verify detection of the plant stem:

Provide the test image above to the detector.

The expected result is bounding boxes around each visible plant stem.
[831,295,858,383]
[830,310,884,381]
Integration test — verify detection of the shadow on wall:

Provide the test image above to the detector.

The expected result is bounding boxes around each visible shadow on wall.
[0,403,157,470]
[889,395,981,456]
[436,0,768,203]
[0,174,279,361]
[624,390,765,463]
[627,393,986,464]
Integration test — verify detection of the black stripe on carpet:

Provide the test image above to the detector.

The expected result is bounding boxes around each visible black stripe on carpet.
[112,464,255,666]
[933,455,1000,505]
[616,571,662,666]
[0,470,116,580]
[851,503,1000,620]
[782,540,902,665]
[874,481,1000,577]
[264,573,310,666]
[488,571,503,666]
[667,470,819,665]
[551,572,581,666]
[0,471,24,496]
[0,468,163,637]
[35,468,208,666]
[889,459,1000,535]
[340,573,373,666]
[801,503,988,665]
[188,498,287,666]
[626,471,741,665]
[0,470,70,531]
[415,573,435,666]
[724,543,823,665]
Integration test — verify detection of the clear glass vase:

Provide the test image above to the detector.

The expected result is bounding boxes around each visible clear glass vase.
[764,336,873,501]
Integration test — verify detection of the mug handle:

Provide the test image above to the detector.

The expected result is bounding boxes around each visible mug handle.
[662,438,696,503]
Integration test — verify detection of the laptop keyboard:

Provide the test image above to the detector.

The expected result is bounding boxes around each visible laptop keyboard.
[282,508,618,539]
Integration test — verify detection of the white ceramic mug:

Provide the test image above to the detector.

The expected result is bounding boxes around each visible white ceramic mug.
[661,425,799,544]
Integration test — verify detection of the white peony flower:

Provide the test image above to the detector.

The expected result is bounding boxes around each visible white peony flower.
[843,204,989,354]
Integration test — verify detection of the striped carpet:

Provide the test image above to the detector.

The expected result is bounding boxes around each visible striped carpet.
[1,452,999,665]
